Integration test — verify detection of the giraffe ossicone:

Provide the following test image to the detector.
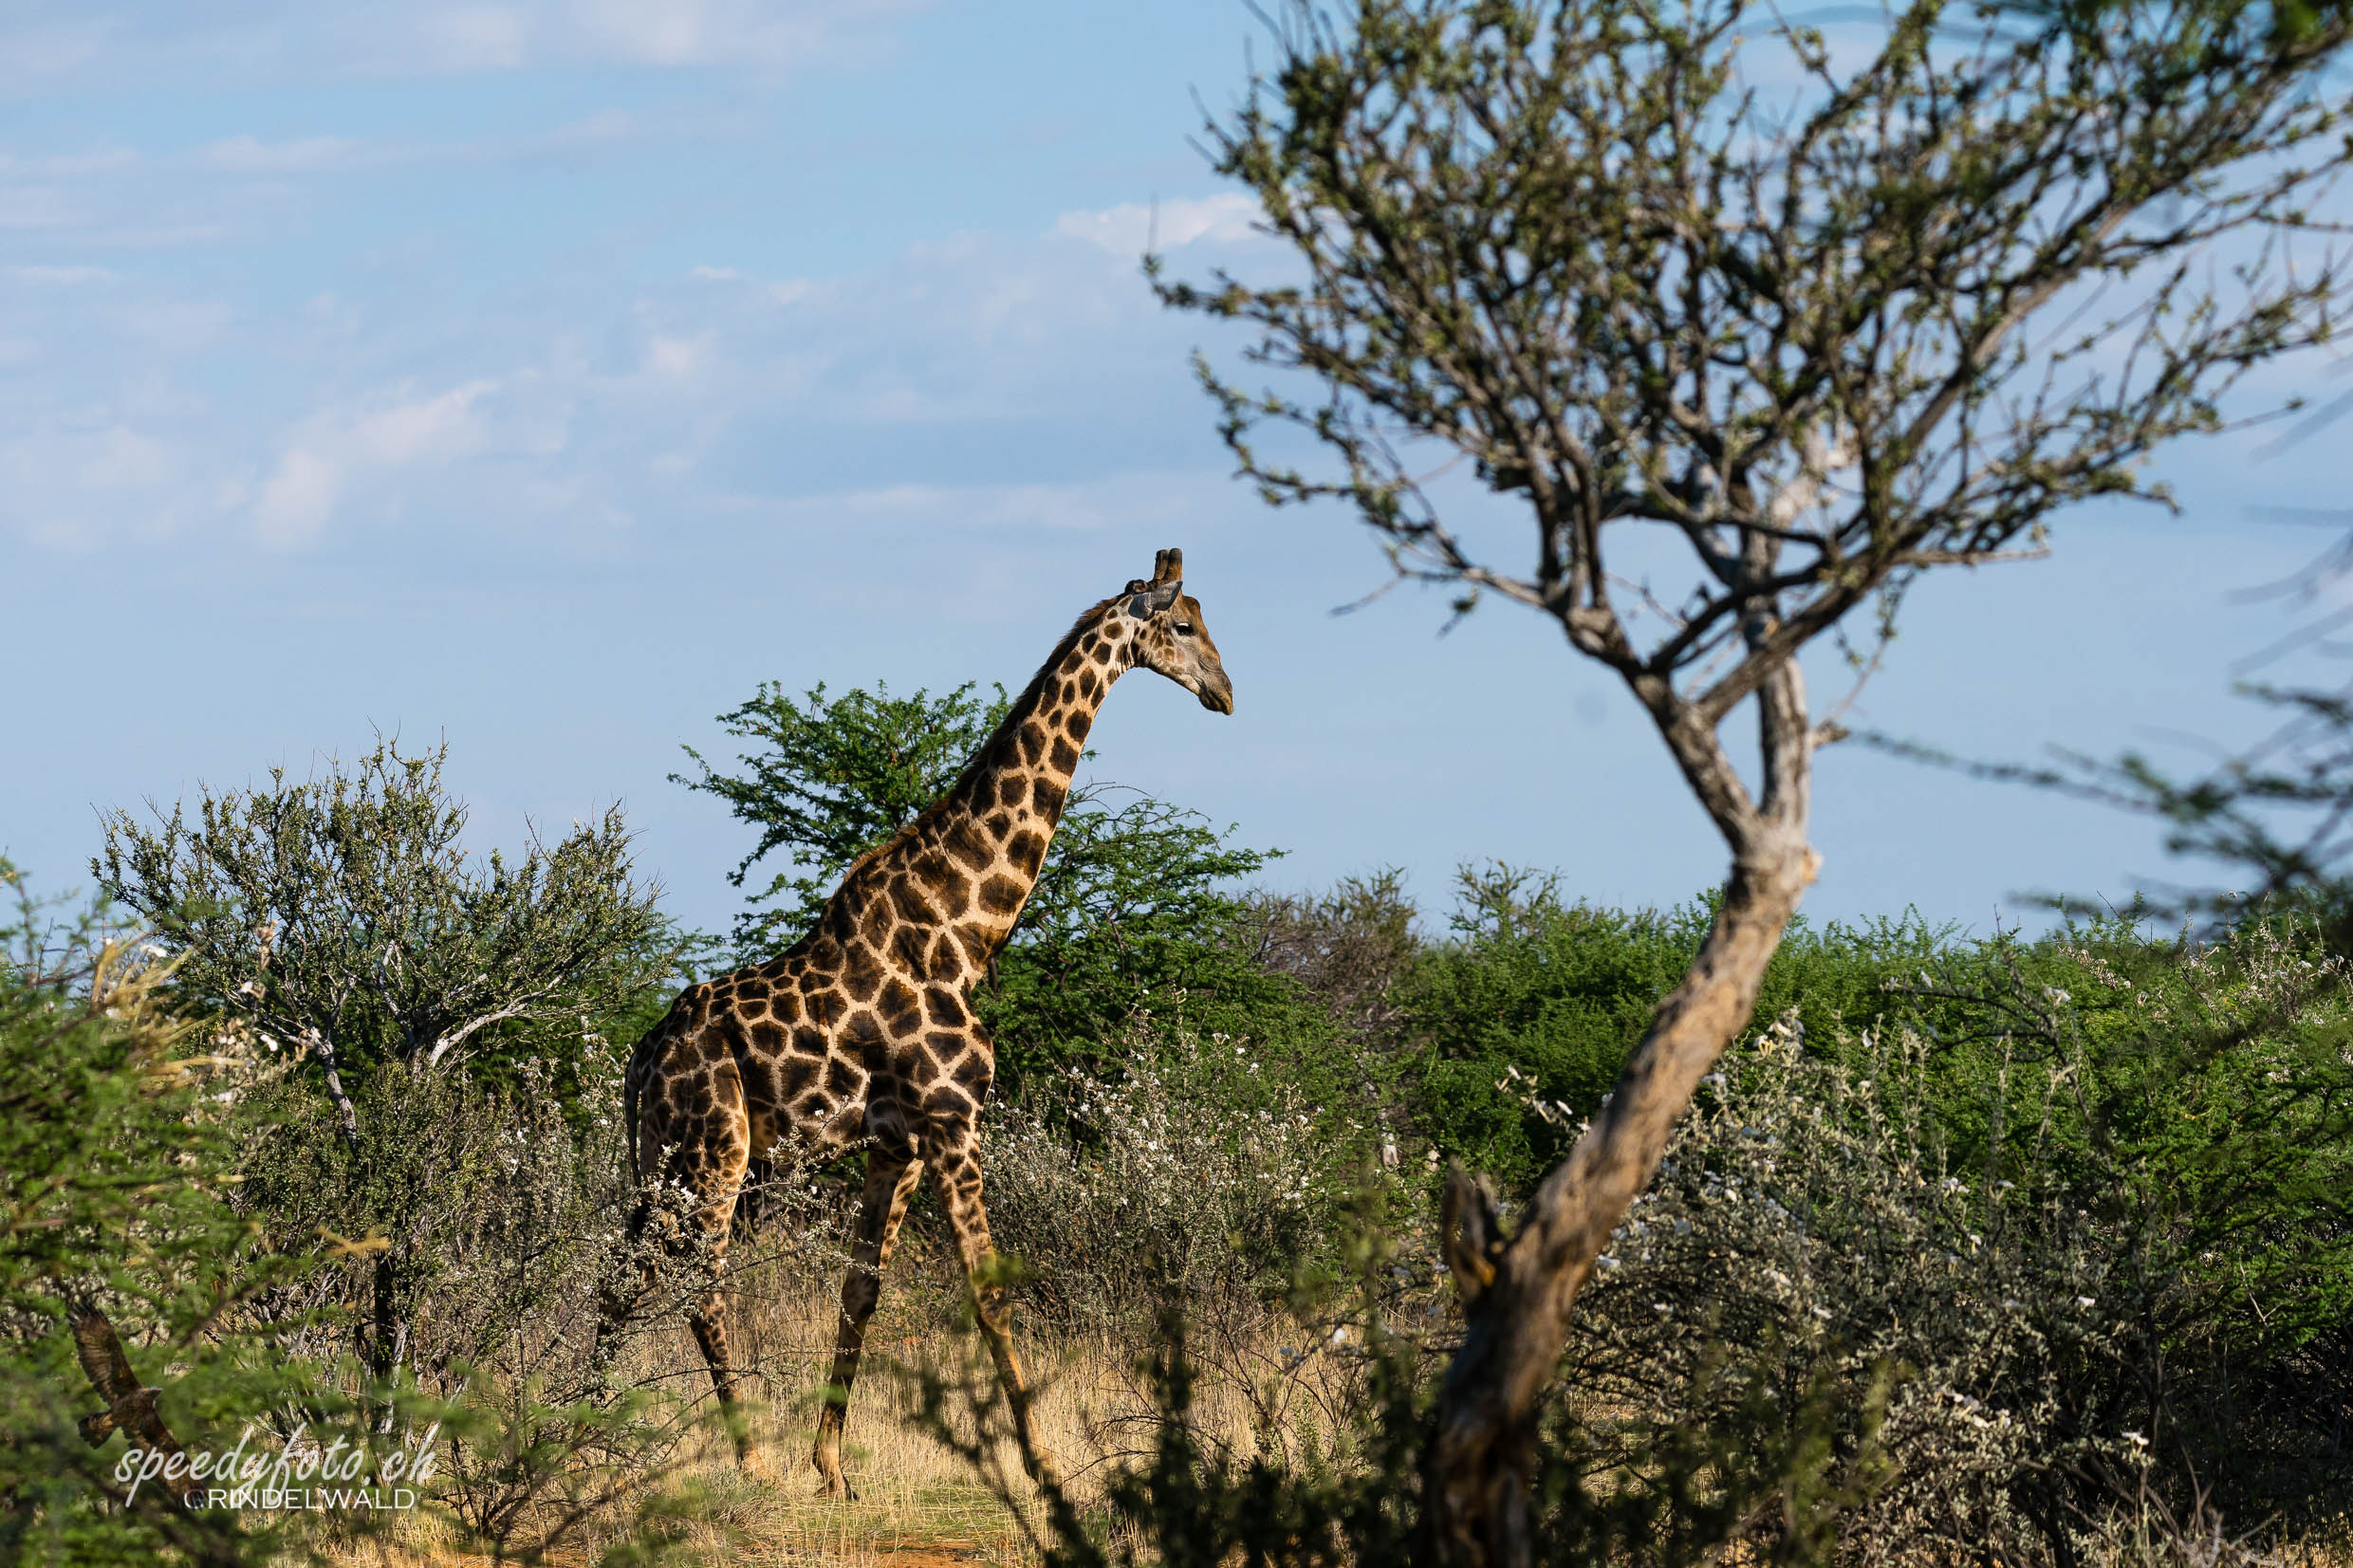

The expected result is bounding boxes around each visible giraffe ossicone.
[600,545,1232,1497]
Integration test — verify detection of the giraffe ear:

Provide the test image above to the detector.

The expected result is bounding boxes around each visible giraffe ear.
[1123,580,1182,618]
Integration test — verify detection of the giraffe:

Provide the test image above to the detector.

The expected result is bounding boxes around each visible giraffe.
[604,547,1232,1496]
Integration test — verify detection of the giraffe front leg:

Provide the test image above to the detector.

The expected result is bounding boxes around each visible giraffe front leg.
[681,1188,758,1462]
[812,1152,923,1500]
[931,1149,1061,1491]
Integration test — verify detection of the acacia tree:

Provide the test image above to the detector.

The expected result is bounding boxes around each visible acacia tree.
[94,741,667,1390]
[1160,0,2353,1558]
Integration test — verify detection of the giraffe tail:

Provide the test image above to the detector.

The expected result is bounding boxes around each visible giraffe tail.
[622,1043,643,1189]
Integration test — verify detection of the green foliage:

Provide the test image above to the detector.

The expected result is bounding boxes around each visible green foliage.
[93,737,670,1099]
[90,739,672,1399]
[944,925,2353,1564]
[0,863,305,1565]
[982,785,1283,1083]
[1389,866,1960,1192]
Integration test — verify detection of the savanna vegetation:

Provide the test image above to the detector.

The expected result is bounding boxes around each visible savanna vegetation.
[10,0,2353,1561]
[8,678,2353,1564]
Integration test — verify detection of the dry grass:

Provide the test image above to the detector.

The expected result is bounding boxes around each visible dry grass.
[322,1233,1327,1568]
[314,1237,2353,1567]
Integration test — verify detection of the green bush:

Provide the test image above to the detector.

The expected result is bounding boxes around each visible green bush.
[1386,867,1961,1192]
[0,865,305,1566]
[982,1014,1349,1341]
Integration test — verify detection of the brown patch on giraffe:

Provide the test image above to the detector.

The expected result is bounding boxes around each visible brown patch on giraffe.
[945,819,991,871]
[925,932,958,977]
[976,875,1023,916]
[841,944,883,1001]
[879,979,921,1037]
[1006,830,1045,876]
[890,878,936,926]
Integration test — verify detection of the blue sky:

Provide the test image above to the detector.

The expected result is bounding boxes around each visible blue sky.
[4,0,2347,942]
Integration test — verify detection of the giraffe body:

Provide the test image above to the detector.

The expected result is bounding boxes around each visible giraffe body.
[606,549,1232,1495]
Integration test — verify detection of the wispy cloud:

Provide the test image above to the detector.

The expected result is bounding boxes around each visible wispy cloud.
[191,135,362,174]
[758,475,1205,534]
[1052,194,1262,257]
[0,0,933,91]
[253,379,505,546]
[4,264,112,285]
[1,176,1248,555]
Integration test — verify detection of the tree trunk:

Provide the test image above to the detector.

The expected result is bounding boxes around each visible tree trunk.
[1423,810,1818,1565]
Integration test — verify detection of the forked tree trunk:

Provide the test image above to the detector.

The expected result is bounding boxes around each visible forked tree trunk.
[1425,661,1820,1565]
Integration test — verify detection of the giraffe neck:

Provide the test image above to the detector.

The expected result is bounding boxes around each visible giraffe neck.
[848,601,1140,972]
[943,605,1134,882]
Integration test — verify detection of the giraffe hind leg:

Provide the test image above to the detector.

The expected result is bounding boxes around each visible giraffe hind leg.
[812,1152,923,1500]
[589,1190,655,1386]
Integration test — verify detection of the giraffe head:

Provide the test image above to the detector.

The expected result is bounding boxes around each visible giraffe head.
[1120,547,1233,713]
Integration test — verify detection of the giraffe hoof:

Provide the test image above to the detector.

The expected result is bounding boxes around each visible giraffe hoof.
[812,1448,857,1503]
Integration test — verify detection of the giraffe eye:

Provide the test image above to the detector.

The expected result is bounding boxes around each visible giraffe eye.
[1174,621,1195,636]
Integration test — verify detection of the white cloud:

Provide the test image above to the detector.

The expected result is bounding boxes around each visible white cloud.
[642,334,713,379]
[350,380,495,463]
[252,380,499,545]
[0,185,83,230]
[5,265,111,285]
[80,425,177,489]
[0,1,930,88]
[0,16,117,89]
[761,475,1201,535]
[2,179,1223,557]
[252,448,343,546]
[419,6,532,69]
[0,420,198,547]
[1052,194,1261,257]
[194,135,360,174]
